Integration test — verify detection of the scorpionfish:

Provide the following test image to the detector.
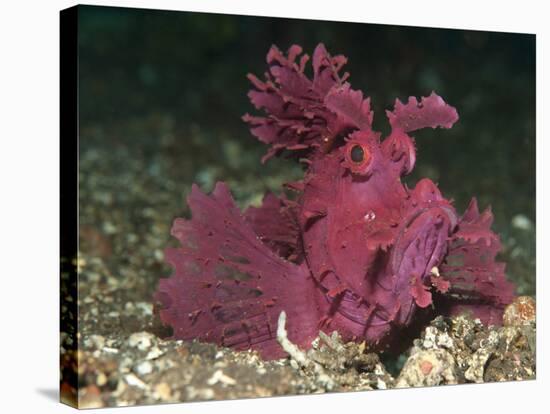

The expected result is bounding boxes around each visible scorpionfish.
[154,44,516,359]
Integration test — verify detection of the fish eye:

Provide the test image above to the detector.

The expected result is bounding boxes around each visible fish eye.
[344,141,373,175]
[350,144,364,163]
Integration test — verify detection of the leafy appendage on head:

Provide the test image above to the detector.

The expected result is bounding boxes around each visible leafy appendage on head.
[324,83,373,133]
[386,92,459,133]
[382,92,459,175]
[243,44,373,162]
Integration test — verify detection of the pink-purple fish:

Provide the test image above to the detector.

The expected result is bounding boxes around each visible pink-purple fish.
[154,44,516,359]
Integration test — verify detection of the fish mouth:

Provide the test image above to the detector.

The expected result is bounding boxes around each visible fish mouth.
[322,287,392,328]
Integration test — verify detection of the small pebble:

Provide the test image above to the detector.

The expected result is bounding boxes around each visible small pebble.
[102,221,117,234]
[154,249,164,261]
[420,360,433,375]
[503,296,536,326]
[125,373,147,389]
[396,349,459,387]
[145,346,164,360]
[186,386,215,400]
[154,382,172,400]
[79,385,103,409]
[135,360,153,376]
[96,373,107,387]
[128,332,155,351]
[136,302,153,316]
[511,214,533,231]
[206,369,237,386]
[84,334,105,350]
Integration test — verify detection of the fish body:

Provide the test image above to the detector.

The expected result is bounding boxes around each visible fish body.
[154,44,516,359]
